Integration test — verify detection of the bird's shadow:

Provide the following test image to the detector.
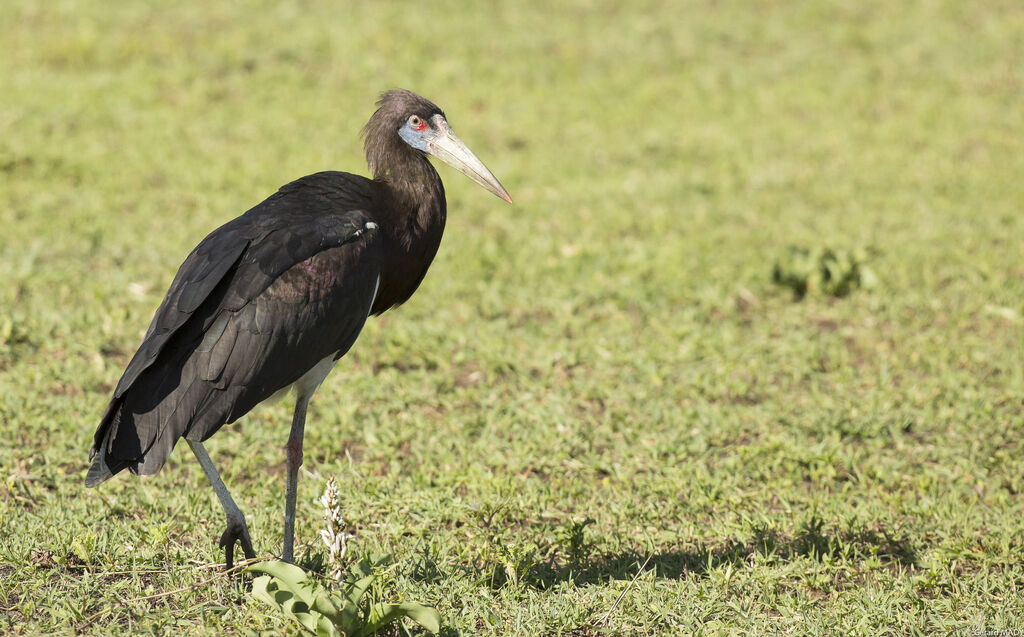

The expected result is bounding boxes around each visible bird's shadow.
[563,517,917,588]
[408,516,918,592]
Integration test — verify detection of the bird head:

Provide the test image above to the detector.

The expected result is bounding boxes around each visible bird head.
[363,89,512,203]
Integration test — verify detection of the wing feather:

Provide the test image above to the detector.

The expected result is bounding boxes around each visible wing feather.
[87,172,384,486]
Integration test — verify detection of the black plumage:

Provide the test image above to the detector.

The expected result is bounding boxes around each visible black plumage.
[87,173,384,482]
[86,89,511,567]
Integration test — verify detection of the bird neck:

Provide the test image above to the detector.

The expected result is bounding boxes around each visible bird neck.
[370,155,447,312]
[377,155,446,245]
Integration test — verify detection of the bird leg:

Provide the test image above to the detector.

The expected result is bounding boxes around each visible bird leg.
[187,439,256,570]
[282,394,310,563]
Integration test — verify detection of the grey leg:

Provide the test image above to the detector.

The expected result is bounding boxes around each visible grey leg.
[188,439,256,570]
[282,394,310,563]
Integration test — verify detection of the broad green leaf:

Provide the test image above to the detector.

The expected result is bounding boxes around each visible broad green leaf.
[315,615,339,637]
[395,602,441,633]
[246,561,325,607]
[250,572,340,637]
[339,596,362,633]
[310,590,342,624]
[342,572,376,607]
[250,575,277,608]
[364,602,441,635]
[250,576,321,635]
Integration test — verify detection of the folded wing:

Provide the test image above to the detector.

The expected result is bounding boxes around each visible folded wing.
[87,172,383,486]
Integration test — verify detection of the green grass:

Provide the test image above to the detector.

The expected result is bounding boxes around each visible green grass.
[2,0,1023,634]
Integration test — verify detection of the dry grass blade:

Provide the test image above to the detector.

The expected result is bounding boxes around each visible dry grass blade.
[128,557,263,602]
[594,554,653,626]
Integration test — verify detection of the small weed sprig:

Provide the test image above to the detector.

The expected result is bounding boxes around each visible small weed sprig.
[319,478,351,585]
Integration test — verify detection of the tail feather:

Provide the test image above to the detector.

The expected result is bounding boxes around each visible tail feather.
[84,446,126,487]
[85,399,128,487]
[84,372,221,487]
[84,394,164,487]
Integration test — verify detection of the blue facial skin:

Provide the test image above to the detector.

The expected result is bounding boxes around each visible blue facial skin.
[398,120,434,153]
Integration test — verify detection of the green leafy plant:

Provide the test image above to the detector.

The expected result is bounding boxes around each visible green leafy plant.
[556,517,596,568]
[247,556,439,637]
[771,245,878,300]
[468,498,542,590]
[246,479,440,636]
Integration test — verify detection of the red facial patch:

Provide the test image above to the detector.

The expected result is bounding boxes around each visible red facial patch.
[411,116,428,131]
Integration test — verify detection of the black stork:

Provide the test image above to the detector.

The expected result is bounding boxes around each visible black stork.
[85,89,512,568]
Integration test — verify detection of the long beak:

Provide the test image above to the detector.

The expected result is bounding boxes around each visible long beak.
[428,119,513,203]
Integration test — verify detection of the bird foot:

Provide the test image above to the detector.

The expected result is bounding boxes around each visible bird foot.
[219,518,256,571]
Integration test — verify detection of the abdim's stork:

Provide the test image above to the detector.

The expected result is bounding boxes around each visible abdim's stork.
[86,89,512,567]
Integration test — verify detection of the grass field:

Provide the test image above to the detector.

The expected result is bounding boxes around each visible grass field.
[2,0,1024,634]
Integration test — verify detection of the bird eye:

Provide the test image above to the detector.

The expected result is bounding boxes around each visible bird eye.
[408,115,427,131]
